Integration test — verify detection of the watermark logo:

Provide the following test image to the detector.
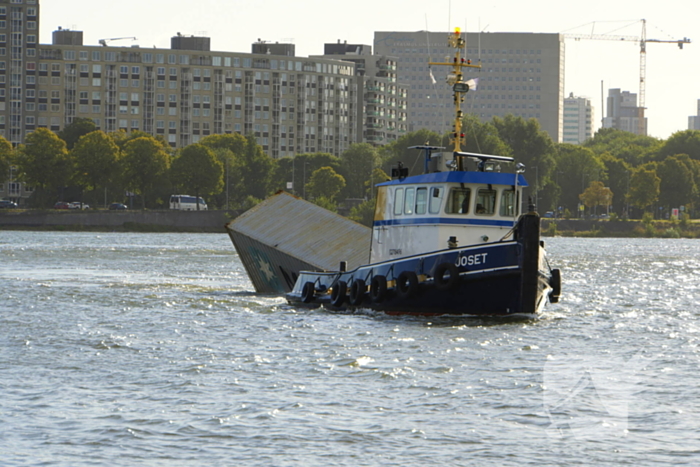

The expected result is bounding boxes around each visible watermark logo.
[543,351,653,440]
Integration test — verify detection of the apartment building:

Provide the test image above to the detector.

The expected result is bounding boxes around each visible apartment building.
[688,99,700,131]
[374,31,565,142]
[563,92,594,144]
[320,41,408,146]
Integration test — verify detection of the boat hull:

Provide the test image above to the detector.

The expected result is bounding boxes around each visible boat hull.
[286,213,557,317]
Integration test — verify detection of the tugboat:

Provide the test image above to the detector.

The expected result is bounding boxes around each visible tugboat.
[285,28,561,316]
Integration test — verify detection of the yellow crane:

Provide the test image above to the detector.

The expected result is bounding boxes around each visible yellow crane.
[566,19,690,135]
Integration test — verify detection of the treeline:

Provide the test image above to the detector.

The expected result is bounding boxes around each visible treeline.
[2,115,700,224]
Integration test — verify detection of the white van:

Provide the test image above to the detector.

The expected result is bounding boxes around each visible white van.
[169,195,208,211]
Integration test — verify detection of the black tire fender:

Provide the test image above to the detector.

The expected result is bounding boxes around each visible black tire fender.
[301,281,316,303]
[549,268,562,303]
[370,275,388,303]
[396,271,419,299]
[330,280,347,307]
[434,262,459,290]
[349,279,366,306]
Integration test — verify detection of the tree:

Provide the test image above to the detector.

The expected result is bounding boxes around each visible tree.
[199,133,247,155]
[627,167,660,214]
[657,154,695,211]
[585,127,661,166]
[305,166,346,202]
[58,118,97,150]
[492,115,556,176]
[14,128,73,204]
[0,136,12,186]
[461,113,512,158]
[339,143,380,199]
[237,135,277,202]
[71,131,121,202]
[657,130,700,161]
[381,129,445,176]
[579,181,613,215]
[170,144,224,210]
[121,136,171,209]
[599,153,631,216]
[551,144,605,214]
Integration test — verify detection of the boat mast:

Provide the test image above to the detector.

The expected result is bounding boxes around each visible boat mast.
[429,28,481,171]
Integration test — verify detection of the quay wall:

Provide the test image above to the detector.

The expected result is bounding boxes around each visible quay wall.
[0,210,237,232]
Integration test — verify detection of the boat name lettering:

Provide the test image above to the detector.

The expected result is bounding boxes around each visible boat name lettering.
[455,253,488,267]
[389,249,403,256]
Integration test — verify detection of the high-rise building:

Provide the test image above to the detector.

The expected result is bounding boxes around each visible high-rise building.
[0,0,410,160]
[688,99,700,130]
[602,88,647,136]
[562,92,593,144]
[0,0,40,147]
[374,31,565,142]
[320,41,408,146]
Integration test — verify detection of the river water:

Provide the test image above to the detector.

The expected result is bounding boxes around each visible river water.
[1,232,699,466]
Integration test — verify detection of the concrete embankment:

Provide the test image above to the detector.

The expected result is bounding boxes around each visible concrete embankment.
[0,210,239,233]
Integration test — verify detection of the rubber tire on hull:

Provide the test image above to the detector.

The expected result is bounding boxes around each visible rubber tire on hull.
[434,262,459,290]
[331,281,347,307]
[396,271,419,299]
[301,281,316,303]
[549,268,562,303]
[370,275,388,303]
[349,279,366,306]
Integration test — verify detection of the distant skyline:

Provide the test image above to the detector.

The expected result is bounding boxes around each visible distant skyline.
[40,0,698,139]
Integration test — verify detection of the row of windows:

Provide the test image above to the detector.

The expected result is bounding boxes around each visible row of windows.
[392,186,519,218]
[37,49,354,76]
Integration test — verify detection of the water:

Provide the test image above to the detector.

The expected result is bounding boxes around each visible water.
[1,232,699,466]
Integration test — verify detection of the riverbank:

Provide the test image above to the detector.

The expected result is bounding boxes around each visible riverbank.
[542,218,700,239]
[2,210,698,238]
[0,209,239,233]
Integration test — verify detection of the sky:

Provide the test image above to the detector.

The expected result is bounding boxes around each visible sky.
[40,0,699,140]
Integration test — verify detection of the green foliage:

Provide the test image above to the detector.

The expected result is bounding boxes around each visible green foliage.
[70,130,121,192]
[236,135,277,202]
[599,153,631,215]
[657,130,700,161]
[579,181,613,212]
[584,128,661,166]
[461,113,512,157]
[0,136,12,185]
[311,196,338,212]
[657,154,695,210]
[15,128,72,194]
[121,136,171,209]
[348,199,376,227]
[305,166,346,201]
[170,144,224,209]
[628,168,660,214]
[339,143,380,199]
[552,144,606,214]
[381,129,445,176]
[199,133,247,155]
[58,118,97,150]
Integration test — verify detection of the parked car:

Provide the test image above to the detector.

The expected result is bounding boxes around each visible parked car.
[108,203,128,210]
[69,202,90,210]
[54,201,71,210]
[0,200,18,209]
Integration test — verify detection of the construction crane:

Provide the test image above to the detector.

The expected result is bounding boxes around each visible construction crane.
[566,19,690,135]
[98,37,137,47]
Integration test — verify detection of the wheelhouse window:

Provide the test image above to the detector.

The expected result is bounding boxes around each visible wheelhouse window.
[415,187,427,215]
[393,188,404,215]
[476,189,497,215]
[500,188,519,217]
[446,188,471,214]
[404,188,415,215]
[429,187,443,214]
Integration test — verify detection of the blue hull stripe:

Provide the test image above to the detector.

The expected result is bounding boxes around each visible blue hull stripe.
[373,217,516,228]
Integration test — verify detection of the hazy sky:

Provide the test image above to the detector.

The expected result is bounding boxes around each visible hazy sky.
[40,0,698,139]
